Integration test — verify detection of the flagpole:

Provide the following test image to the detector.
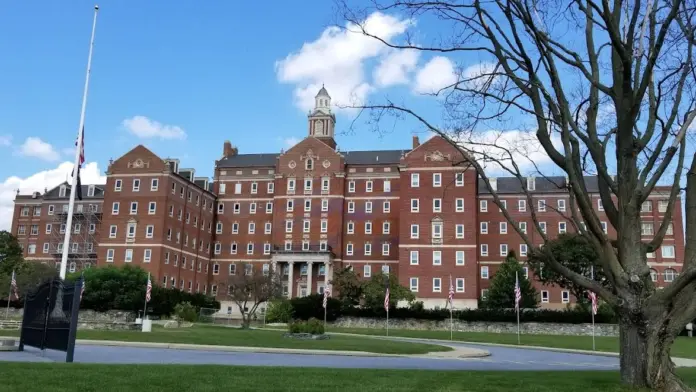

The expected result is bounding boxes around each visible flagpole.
[591,266,596,351]
[386,307,389,336]
[449,275,453,341]
[5,271,12,319]
[59,5,100,280]
[143,272,150,321]
[516,271,520,345]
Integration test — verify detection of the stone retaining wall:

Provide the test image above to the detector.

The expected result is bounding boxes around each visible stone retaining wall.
[332,317,620,337]
[4,308,134,323]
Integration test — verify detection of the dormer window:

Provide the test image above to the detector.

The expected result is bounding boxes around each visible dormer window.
[527,176,536,191]
[87,185,95,197]
[59,185,67,198]
[306,158,314,170]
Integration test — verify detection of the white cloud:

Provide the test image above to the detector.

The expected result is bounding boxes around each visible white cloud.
[122,116,187,140]
[0,135,11,147]
[275,12,413,111]
[16,137,60,162]
[413,56,458,94]
[373,49,420,87]
[461,62,501,93]
[0,161,106,230]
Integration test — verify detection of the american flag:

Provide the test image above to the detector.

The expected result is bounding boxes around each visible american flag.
[73,127,85,200]
[588,291,598,315]
[448,275,454,308]
[145,274,152,303]
[76,127,85,166]
[323,286,331,309]
[384,285,390,312]
[514,271,521,311]
[79,272,85,302]
[10,270,18,300]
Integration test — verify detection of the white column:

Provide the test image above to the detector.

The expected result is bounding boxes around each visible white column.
[307,262,313,296]
[287,261,294,299]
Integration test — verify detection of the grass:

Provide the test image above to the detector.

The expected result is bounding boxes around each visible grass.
[2,363,696,391]
[0,324,449,355]
[325,327,696,359]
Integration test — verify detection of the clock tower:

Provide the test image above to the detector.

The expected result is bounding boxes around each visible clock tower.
[308,85,337,149]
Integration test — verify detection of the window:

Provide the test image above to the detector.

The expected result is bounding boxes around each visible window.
[321,177,330,192]
[250,203,257,214]
[266,201,273,213]
[234,203,241,214]
[500,222,508,234]
[247,243,254,255]
[433,173,442,187]
[304,199,312,212]
[348,181,355,193]
[456,224,464,239]
[321,199,329,212]
[456,251,465,265]
[364,242,372,255]
[348,201,355,213]
[148,202,156,214]
[250,182,258,194]
[518,199,526,212]
[598,199,604,211]
[455,172,464,186]
[499,200,507,211]
[216,222,223,234]
[106,249,115,262]
[411,173,420,187]
[346,243,354,255]
[305,158,314,170]
[114,179,122,191]
[519,222,527,234]
[366,180,373,192]
[664,269,677,282]
[287,178,296,193]
[410,251,419,265]
[541,291,549,303]
[456,278,465,293]
[539,222,547,234]
[500,244,508,256]
[383,180,391,192]
[520,244,528,256]
[150,178,159,191]
[382,221,390,234]
[27,244,36,254]
[265,222,272,234]
[667,223,674,235]
[285,220,293,233]
[365,201,373,213]
[558,199,566,212]
[304,178,312,192]
[146,225,154,238]
[538,200,546,212]
[48,205,54,215]
[364,265,372,277]
[658,200,669,213]
[347,221,355,234]
[112,202,120,215]
[433,251,442,265]
[433,198,442,213]
[267,182,274,194]
[480,244,489,256]
[410,224,419,239]
[561,291,570,304]
[455,198,464,212]
[641,223,654,236]
[650,269,658,282]
[286,200,294,212]
[480,222,488,234]
[127,222,137,239]
[383,201,390,213]
[321,219,328,233]
[229,264,237,275]
[232,222,239,234]
[320,240,328,251]
[558,222,567,234]
[410,278,419,292]
[432,221,443,239]
[231,243,238,254]
[248,222,255,234]
[480,200,488,212]
[411,199,419,213]
[601,221,608,234]
[130,202,138,214]
[662,245,676,258]
[43,243,49,253]
[143,249,152,263]
[303,220,311,233]
[58,186,67,197]
[433,278,442,292]
[133,179,140,192]
[382,242,390,255]
[480,267,489,279]
[213,263,220,275]
[642,201,653,212]
[125,249,133,263]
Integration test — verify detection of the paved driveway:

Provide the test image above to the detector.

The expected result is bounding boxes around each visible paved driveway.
[0,343,619,371]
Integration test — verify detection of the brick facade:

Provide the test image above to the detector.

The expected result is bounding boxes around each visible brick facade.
[11,87,685,311]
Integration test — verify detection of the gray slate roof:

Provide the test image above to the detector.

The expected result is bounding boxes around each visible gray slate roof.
[42,182,105,200]
[217,150,408,168]
[478,176,601,194]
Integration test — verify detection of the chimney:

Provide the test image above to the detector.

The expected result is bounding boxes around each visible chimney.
[412,135,420,149]
[223,141,238,158]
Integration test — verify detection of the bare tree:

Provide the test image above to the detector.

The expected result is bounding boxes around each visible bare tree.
[226,263,283,329]
[337,0,696,389]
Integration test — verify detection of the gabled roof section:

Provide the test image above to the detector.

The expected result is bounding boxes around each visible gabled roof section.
[43,182,105,200]
[216,153,279,168]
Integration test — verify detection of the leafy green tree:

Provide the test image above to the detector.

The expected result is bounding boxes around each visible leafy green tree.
[0,260,57,302]
[362,273,414,311]
[68,265,148,312]
[527,234,605,306]
[0,231,25,276]
[266,298,294,323]
[484,251,538,309]
[331,266,363,308]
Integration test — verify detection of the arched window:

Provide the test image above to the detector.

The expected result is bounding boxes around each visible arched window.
[664,268,677,283]
[650,269,658,282]
[305,158,314,170]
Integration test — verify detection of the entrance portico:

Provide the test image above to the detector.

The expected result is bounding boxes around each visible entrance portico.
[271,245,333,298]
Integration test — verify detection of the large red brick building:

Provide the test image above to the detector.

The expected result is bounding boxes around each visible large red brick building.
[11,87,684,312]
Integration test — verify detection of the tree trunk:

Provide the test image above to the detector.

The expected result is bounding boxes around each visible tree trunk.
[240,314,251,329]
[619,317,693,391]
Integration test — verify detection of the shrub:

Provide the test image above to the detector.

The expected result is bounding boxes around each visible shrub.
[290,294,341,321]
[287,318,325,335]
[174,302,198,323]
[266,299,294,323]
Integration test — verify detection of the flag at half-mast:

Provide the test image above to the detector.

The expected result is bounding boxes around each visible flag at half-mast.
[72,127,85,200]
[514,272,521,311]
[10,270,18,300]
[323,286,331,309]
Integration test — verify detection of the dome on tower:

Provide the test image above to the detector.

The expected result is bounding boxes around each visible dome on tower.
[316,85,330,98]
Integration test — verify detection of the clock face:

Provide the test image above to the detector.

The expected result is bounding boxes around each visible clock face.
[315,120,324,135]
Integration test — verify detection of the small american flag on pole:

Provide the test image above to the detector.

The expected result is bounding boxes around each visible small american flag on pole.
[588,291,598,315]
[448,275,454,308]
[384,285,390,311]
[10,270,18,300]
[79,272,85,302]
[514,272,521,311]
[323,286,331,309]
[145,274,152,303]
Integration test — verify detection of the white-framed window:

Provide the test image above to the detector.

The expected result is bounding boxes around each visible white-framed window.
[43,243,49,253]
[303,220,311,233]
[667,223,674,235]
[481,266,490,279]
[664,268,677,282]
[248,222,256,234]
[455,172,464,186]
[321,177,330,192]
[432,278,442,292]
[602,221,608,234]
[382,221,390,234]
[541,291,549,303]
[364,242,372,255]
[304,178,312,192]
[347,221,355,234]
[500,222,508,234]
[348,181,355,193]
[219,183,227,194]
[365,201,373,213]
[411,199,419,213]
[232,222,239,234]
[383,180,391,192]
[480,222,488,234]
[250,202,257,214]
[114,179,122,191]
[479,200,488,212]
[286,199,294,212]
[125,249,133,263]
[321,219,328,233]
[598,198,605,211]
[455,224,464,238]
[249,182,258,194]
[126,223,136,239]
[321,199,329,212]
[410,251,419,265]
[346,243,354,256]
[106,249,115,262]
[216,222,223,234]
[363,265,372,277]
[518,199,526,212]
[383,201,390,213]
[480,244,489,256]
[146,225,154,238]
[48,205,55,215]
[662,245,676,258]
[230,242,238,254]
[267,182,274,194]
[558,222,567,234]
[304,199,311,212]
[265,222,272,234]
[411,173,420,187]
[519,222,527,234]
[500,244,508,256]
[264,243,271,255]
[132,179,140,192]
[642,201,653,212]
[366,180,373,193]
[348,201,355,213]
[287,178,296,193]
[432,221,443,239]
[285,220,293,233]
[520,244,528,256]
[642,223,655,236]
[382,243,390,256]
[411,224,419,239]
[129,202,138,214]
[658,200,669,213]
[266,201,273,213]
[455,198,464,212]
[433,173,442,187]
[558,199,567,212]
[539,221,547,234]
[433,251,442,265]
[538,200,546,212]
[144,249,152,263]
[456,251,465,265]
[410,277,419,292]
[112,202,120,215]
[148,201,156,214]
[433,198,442,213]
[150,178,159,191]
[247,243,254,255]
[561,291,570,303]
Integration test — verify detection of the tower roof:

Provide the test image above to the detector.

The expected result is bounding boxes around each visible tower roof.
[315,85,330,98]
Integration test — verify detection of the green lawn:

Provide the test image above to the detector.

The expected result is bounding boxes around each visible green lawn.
[2,363,696,391]
[0,324,449,355]
[327,327,696,359]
